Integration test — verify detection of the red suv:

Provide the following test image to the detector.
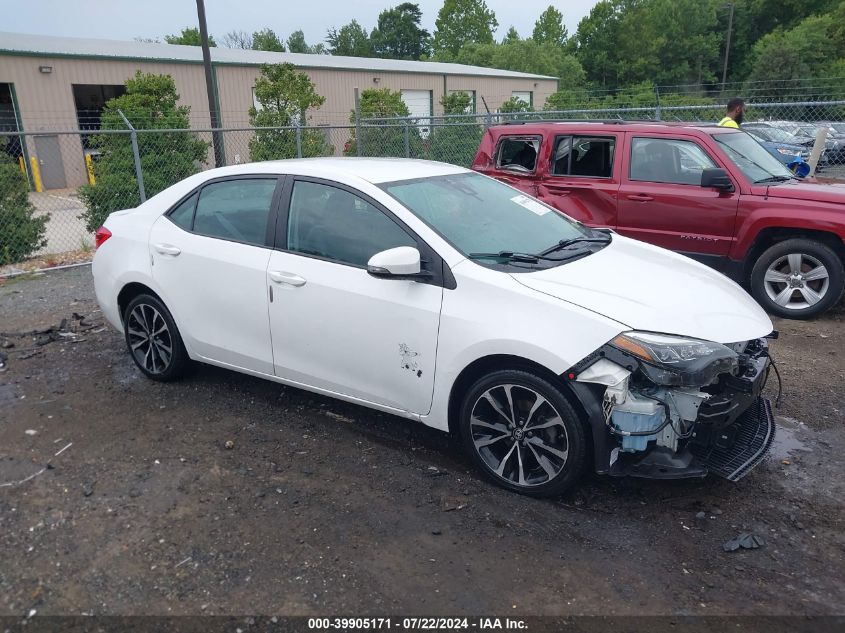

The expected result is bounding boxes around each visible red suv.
[472,121,845,319]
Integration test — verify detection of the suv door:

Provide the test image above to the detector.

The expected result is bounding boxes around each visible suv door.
[266,178,444,415]
[535,133,620,228]
[617,135,739,257]
[487,134,542,195]
[148,176,282,374]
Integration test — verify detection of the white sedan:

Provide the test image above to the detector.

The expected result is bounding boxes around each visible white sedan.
[93,158,777,496]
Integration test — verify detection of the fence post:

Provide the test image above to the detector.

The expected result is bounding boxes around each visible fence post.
[296,125,303,158]
[117,109,146,203]
[354,87,362,157]
[654,85,662,121]
[404,120,410,158]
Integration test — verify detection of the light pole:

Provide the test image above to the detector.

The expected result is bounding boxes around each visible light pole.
[196,0,224,167]
[721,2,735,92]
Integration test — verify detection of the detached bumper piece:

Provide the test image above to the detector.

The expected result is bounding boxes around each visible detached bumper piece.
[691,396,776,481]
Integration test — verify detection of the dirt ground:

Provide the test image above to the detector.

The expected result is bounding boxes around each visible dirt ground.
[0,266,843,618]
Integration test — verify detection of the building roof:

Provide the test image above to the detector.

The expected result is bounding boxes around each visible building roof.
[0,32,556,80]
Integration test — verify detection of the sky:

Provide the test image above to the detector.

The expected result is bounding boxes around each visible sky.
[4,0,600,46]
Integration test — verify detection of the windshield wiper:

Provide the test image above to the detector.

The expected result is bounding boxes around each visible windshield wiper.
[539,235,611,257]
[468,251,540,263]
[754,175,794,184]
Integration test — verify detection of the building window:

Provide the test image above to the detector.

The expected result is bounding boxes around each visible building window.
[447,90,476,114]
[511,91,533,108]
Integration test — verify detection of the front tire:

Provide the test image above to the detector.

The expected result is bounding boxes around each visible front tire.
[750,239,844,319]
[123,294,190,381]
[459,369,587,497]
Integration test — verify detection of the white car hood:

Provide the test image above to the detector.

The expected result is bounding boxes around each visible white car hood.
[511,235,773,344]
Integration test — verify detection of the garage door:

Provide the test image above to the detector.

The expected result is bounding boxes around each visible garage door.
[401,89,432,138]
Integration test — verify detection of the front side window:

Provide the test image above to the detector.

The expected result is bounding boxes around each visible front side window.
[286,181,416,267]
[552,136,615,177]
[382,172,592,259]
[630,137,717,185]
[496,136,540,173]
[192,179,277,246]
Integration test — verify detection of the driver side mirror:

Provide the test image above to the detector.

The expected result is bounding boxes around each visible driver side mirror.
[701,168,735,192]
[367,247,431,280]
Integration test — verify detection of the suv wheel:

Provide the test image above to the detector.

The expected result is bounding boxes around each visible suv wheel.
[459,369,586,497]
[123,294,190,381]
[750,239,844,319]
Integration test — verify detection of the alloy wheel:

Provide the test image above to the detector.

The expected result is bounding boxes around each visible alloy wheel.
[763,253,829,311]
[469,384,570,487]
[127,303,173,374]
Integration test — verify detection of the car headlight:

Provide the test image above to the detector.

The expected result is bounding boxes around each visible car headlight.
[610,331,738,387]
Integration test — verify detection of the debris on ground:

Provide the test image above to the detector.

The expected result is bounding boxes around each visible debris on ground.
[0,313,103,370]
[224,440,235,450]
[723,533,767,552]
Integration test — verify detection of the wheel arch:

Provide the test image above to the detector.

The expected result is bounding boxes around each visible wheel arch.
[744,227,845,281]
[117,282,166,325]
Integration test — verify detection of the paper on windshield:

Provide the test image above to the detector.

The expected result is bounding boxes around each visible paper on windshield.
[511,194,551,216]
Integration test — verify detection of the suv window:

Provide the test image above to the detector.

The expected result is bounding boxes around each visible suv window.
[287,180,416,267]
[193,179,277,245]
[551,136,615,177]
[630,137,716,185]
[496,136,540,173]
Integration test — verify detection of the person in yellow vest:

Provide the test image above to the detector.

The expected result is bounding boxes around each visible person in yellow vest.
[718,98,745,128]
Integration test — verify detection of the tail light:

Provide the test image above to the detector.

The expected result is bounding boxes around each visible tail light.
[95,226,112,249]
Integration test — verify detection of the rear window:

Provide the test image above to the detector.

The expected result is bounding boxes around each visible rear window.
[551,136,615,178]
[495,136,540,173]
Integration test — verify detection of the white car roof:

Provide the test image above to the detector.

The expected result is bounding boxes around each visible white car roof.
[200,158,470,185]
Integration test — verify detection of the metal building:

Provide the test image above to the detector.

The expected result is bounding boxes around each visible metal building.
[0,32,557,189]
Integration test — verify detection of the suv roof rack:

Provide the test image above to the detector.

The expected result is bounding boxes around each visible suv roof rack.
[500,118,667,126]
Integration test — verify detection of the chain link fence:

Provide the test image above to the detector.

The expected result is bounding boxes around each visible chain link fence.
[2,98,844,270]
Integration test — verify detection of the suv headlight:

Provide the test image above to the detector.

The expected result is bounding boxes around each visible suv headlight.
[610,331,738,386]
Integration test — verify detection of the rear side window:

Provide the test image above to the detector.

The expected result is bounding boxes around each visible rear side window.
[551,136,615,178]
[168,192,197,231]
[629,137,716,185]
[495,136,540,173]
[193,179,277,246]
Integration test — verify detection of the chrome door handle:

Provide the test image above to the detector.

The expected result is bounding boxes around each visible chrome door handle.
[153,243,181,256]
[268,270,307,287]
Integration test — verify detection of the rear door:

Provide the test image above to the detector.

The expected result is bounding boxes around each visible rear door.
[486,134,542,195]
[617,135,739,257]
[149,175,282,374]
[535,133,620,228]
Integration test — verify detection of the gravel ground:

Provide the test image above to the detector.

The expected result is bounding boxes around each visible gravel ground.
[0,266,843,618]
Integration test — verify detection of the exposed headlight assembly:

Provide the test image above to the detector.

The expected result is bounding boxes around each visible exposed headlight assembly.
[610,331,739,387]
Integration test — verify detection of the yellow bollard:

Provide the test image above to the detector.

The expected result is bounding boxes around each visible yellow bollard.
[85,153,96,185]
[29,155,43,192]
[18,155,26,176]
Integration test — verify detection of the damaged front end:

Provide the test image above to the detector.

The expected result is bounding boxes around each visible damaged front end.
[567,332,776,482]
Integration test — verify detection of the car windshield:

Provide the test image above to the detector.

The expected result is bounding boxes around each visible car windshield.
[381,172,593,263]
[754,126,796,143]
[714,132,795,183]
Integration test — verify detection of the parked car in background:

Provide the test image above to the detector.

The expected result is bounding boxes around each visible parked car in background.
[746,122,829,168]
[742,124,810,166]
[92,158,777,496]
[818,122,845,164]
[473,121,845,319]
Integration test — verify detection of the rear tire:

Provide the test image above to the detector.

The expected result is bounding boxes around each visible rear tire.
[123,294,190,381]
[458,369,587,497]
[750,239,844,319]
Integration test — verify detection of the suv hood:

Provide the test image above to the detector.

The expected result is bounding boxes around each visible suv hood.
[759,180,845,203]
[511,235,772,344]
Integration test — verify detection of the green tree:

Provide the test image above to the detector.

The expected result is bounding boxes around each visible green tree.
[344,88,422,157]
[499,96,534,114]
[532,6,568,46]
[432,0,498,58]
[574,0,624,88]
[502,26,521,45]
[78,72,208,232]
[0,157,48,264]
[286,30,325,54]
[252,28,286,52]
[370,3,431,60]
[249,63,332,161]
[326,20,373,57]
[164,27,216,47]
[427,92,483,167]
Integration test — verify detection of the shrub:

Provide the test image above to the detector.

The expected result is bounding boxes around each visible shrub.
[0,158,48,264]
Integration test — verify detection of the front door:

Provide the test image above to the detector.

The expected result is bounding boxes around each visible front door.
[536,134,620,228]
[33,135,66,189]
[268,178,443,415]
[149,176,281,374]
[617,136,739,256]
